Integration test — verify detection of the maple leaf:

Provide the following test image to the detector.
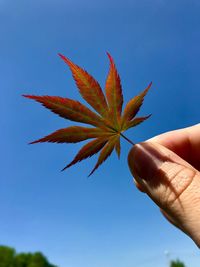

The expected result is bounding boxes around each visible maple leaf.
[23,53,152,176]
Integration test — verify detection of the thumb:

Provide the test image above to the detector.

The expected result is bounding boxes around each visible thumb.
[128,142,200,247]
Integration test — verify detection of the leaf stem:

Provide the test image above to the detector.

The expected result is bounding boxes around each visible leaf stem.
[120,133,135,146]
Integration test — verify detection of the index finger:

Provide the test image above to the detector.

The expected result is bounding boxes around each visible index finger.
[147,123,200,171]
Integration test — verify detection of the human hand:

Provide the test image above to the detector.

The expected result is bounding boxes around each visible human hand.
[128,124,200,248]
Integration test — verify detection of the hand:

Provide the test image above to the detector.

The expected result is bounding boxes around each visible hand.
[128,124,200,248]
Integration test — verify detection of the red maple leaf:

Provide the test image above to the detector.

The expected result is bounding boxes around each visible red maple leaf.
[23,53,152,176]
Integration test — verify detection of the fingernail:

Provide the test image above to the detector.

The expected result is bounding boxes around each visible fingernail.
[128,142,164,181]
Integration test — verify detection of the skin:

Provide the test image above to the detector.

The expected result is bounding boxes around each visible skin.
[128,123,200,248]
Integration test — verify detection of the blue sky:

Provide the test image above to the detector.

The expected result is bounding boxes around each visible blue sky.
[1,0,200,266]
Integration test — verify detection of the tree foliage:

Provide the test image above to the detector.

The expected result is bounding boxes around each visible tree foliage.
[0,246,57,267]
[170,259,186,267]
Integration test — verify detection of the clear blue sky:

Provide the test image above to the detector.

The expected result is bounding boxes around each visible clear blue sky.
[1,0,200,266]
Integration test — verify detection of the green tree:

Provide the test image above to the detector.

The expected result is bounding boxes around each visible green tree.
[0,246,57,267]
[0,246,15,267]
[14,253,33,267]
[170,259,186,267]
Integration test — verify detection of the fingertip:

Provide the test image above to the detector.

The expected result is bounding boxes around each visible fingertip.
[128,143,146,176]
[128,145,137,175]
[133,178,146,193]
